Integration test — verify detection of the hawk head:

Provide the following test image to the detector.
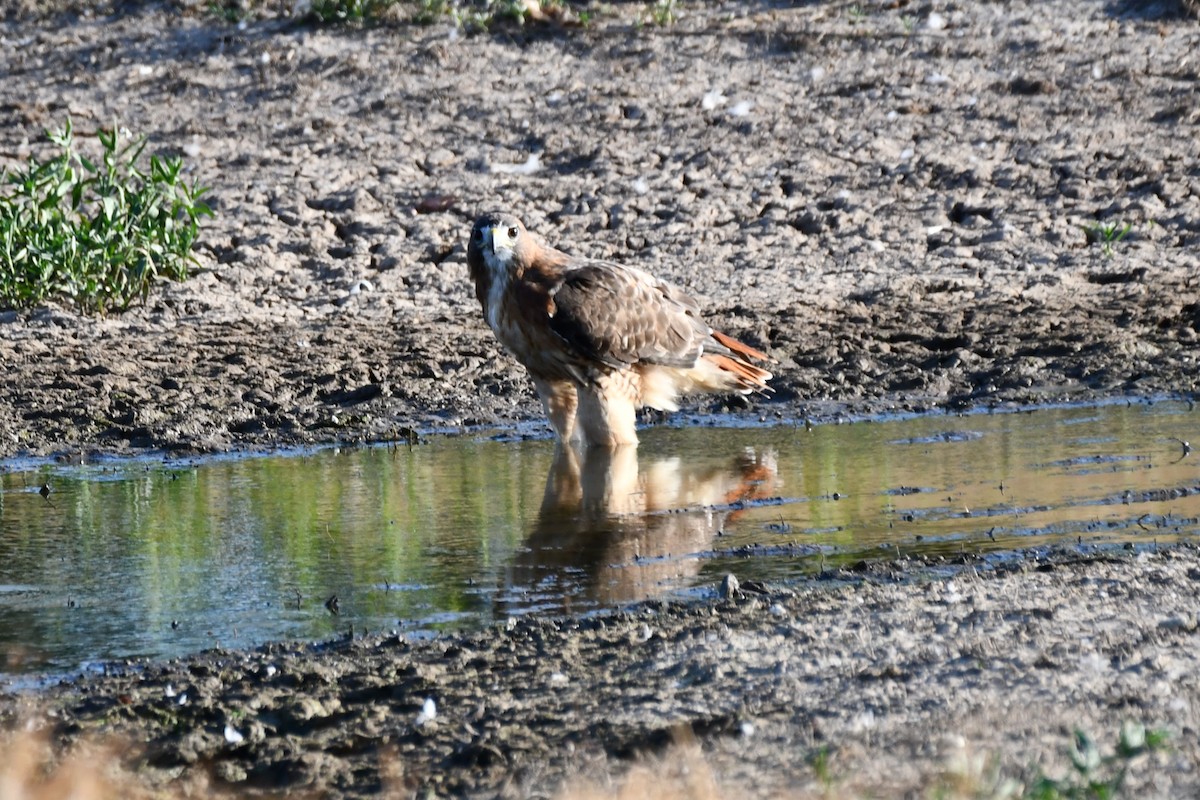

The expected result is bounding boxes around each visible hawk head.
[467,211,532,281]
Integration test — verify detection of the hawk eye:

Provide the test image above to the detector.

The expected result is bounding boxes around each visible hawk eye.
[506,226,519,239]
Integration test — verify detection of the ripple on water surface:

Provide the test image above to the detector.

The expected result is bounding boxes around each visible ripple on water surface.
[1,400,1197,677]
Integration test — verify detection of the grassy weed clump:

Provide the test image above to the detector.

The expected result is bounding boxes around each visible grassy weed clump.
[1025,723,1168,800]
[0,120,211,314]
[1082,220,1132,257]
[418,0,521,28]
[208,0,584,29]
[299,0,399,22]
[208,0,402,23]
[940,722,1169,800]
[209,0,410,24]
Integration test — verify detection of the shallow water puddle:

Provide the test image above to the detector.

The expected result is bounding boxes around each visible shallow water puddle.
[1,400,1197,678]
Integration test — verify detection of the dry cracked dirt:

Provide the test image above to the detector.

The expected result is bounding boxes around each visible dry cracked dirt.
[1,0,1199,458]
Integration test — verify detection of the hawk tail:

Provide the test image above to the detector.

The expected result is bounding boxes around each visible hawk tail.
[704,353,774,394]
[638,330,773,412]
[710,329,770,363]
[705,330,773,394]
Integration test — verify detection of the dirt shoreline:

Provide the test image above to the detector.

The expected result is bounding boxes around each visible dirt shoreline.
[2,0,1200,796]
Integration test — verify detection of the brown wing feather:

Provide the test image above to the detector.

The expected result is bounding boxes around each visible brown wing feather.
[548,262,708,370]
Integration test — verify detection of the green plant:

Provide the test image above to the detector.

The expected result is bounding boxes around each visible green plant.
[808,745,836,790]
[1082,220,1132,258]
[207,0,402,24]
[937,722,1168,799]
[413,0,549,30]
[412,0,450,22]
[646,0,675,26]
[1025,723,1168,800]
[206,0,249,23]
[306,0,399,22]
[0,120,212,314]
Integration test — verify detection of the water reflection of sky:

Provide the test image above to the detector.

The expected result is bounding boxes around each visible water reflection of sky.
[2,399,1198,678]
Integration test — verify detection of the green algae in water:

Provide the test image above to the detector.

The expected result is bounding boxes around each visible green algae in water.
[2,401,1199,677]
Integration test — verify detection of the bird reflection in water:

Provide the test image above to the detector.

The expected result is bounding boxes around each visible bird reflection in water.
[502,443,778,615]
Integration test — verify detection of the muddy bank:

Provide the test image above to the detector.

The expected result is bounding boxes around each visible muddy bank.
[1,0,1199,458]
[3,546,1199,797]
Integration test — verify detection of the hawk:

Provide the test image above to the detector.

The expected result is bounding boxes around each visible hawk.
[466,211,773,448]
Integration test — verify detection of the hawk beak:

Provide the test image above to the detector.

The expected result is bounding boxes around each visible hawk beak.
[478,221,516,272]
[488,226,515,257]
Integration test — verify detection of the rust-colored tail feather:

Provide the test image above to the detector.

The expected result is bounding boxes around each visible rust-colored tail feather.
[711,329,771,363]
[705,353,773,394]
[705,330,773,394]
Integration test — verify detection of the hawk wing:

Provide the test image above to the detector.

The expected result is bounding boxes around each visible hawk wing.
[547,261,711,371]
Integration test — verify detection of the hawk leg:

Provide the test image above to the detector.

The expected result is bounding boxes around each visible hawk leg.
[532,378,579,442]
[576,375,639,448]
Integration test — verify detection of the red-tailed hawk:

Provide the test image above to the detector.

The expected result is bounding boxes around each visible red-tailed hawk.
[466,211,773,448]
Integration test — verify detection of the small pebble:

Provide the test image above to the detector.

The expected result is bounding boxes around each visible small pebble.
[416,697,437,726]
[489,154,541,176]
[1158,614,1198,633]
[728,100,754,117]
